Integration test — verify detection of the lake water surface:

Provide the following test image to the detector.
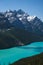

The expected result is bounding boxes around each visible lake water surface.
[0,42,43,65]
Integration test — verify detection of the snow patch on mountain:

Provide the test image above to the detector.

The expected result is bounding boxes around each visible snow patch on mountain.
[0,9,43,33]
[27,16,36,21]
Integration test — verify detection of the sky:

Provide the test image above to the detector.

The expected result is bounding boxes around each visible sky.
[0,0,43,21]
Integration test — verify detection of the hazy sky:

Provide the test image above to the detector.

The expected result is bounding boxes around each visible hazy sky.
[0,0,43,21]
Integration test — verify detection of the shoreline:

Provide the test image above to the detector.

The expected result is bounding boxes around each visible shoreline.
[11,53,43,65]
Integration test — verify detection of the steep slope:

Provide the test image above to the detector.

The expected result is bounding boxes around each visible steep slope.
[0,9,43,49]
[0,27,43,49]
[0,9,43,33]
[0,29,24,49]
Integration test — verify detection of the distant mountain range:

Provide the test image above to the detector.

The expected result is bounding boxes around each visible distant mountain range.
[0,9,43,33]
[0,9,43,49]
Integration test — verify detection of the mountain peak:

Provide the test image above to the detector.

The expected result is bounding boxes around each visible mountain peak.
[6,9,13,12]
[17,9,25,14]
[0,9,43,33]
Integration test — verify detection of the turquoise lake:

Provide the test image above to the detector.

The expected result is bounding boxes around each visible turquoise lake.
[0,42,43,65]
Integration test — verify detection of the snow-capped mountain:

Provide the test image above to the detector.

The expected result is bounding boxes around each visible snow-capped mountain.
[0,9,43,49]
[0,9,43,33]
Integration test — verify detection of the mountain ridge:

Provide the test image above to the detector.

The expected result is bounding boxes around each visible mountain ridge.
[0,9,43,49]
[0,9,43,34]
